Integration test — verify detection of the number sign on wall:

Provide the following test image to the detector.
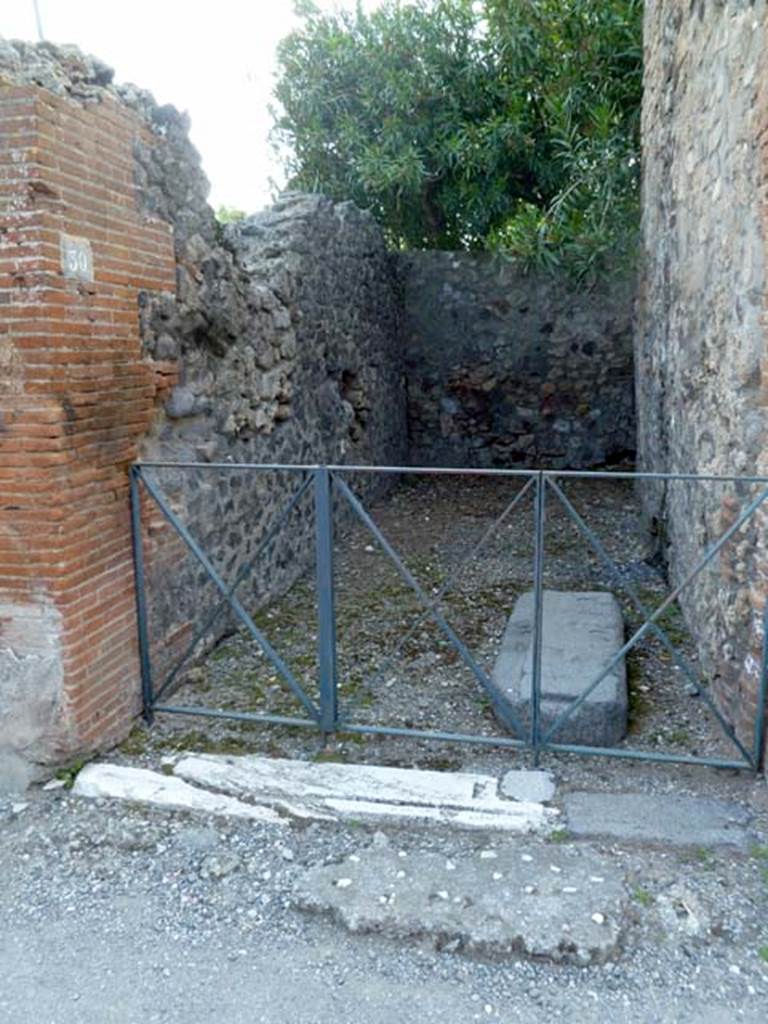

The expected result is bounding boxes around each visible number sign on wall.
[60,234,94,282]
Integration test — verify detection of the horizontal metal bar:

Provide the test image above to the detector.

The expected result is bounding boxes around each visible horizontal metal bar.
[544,471,768,483]
[137,462,323,473]
[152,705,319,730]
[337,722,528,749]
[542,741,752,770]
[135,461,538,478]
[152,705,754,767]
[133,462,768,483]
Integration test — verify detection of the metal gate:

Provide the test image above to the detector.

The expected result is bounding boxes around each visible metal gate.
[130,462,768,772]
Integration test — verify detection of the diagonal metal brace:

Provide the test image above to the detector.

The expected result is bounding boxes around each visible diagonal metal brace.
[342,474,536,713]
[137,468,320,723]
[333,472,528,740]
[154,474,313,703]
[544,478,741,750]
[540,478,768,764]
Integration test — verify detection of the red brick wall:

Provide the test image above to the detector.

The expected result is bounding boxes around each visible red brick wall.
[0,83,176,761]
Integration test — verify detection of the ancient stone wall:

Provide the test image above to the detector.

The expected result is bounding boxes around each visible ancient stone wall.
[0,41,405,769]
[138,194,407,681]
[400,252,635,469]
[636,0,768,747]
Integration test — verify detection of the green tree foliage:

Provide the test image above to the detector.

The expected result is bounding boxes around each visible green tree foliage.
[215,204,247,224]
[272,0,642,276]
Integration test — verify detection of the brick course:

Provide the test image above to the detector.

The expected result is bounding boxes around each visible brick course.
[0,83,175,763]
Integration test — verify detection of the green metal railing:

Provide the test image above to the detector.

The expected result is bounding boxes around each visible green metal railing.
[129,463,768,772]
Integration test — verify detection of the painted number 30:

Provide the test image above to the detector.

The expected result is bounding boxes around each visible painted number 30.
[65,247,89,275]
[60,235,93,281]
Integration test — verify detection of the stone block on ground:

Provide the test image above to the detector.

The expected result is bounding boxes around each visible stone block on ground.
[294,841,629,965]
[499,769,556,804]
[490,590,628,747]
[563,792,755,850]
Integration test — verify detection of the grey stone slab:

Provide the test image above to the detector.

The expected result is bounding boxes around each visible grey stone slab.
[294,842,629,965]
[499,769,557,804]
[491,590,628,747]
[563,792,754,850]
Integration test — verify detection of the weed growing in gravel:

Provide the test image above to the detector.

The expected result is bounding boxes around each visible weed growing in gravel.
[758,946,768,964]
[155,729,255,756]
[691,846,715,870]
[751,845,768,886]
[666,728,692,747]
[546,828,571,844]
[55,758,90,789]
[119,727,150,756]
[633,887,654,907]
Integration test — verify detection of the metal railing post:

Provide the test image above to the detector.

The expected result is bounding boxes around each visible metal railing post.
[314,467,338,737]
[129,466,154,724]
[531,471,546,763]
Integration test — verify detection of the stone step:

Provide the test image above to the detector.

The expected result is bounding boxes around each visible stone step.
[172,754,558,833]
[72,763,286,824]
[562,791,755,850]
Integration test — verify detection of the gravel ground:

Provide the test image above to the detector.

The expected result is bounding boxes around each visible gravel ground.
[1,783,767,1024]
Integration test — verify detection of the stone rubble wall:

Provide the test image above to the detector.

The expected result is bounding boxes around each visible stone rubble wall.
[636,0,768,747]
[399,252,635,469]
[138,192,408,681]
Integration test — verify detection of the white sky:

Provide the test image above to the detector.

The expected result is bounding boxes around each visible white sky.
[1,1,382,213]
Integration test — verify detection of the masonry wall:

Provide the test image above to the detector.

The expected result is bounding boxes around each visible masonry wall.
[0,77,177,768]
[0,43,406,770]
[400,252,635,468]
[636,0,768,747]
[138,195,407,683]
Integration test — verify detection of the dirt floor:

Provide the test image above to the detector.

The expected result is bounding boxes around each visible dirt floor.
[121,472,756,788]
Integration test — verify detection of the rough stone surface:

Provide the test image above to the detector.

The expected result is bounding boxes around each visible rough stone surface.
[137,192,408,676]
[72,763,286,823]
[490,591,628,747]
[0,599,65,773]
[400,252,635,468]
[294,842,628,965]
[499,770,557,804]
[173,754,557,833]
[563,792,755,850]
[0,749,33,795]
[636,1,768,749]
